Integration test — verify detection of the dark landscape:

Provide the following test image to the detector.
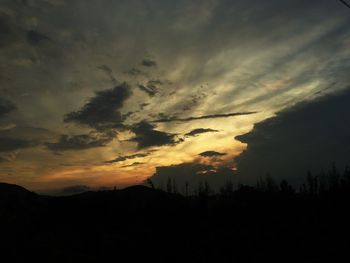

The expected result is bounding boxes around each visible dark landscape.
[1,165,350,262]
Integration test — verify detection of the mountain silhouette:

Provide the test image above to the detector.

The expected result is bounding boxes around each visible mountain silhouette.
[0,182,36,196]
[0,182,39,208]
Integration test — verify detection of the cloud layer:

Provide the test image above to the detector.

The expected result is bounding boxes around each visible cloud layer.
[235,88,350,184]
[46,132,115,152]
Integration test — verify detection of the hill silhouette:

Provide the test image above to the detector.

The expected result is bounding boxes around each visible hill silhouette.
[0,182,36,197]
[0,182,40,212]
[1,176,350,263]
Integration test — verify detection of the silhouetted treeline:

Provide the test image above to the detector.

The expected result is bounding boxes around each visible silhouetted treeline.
[1,165,350,263]
[156,164,350,198]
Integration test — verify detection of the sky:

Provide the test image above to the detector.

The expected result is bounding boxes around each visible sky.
[1,0,350,193]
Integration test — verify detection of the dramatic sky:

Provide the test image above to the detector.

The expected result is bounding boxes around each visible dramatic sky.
[1,0,350,192]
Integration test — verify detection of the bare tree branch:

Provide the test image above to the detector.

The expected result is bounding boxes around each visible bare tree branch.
[340,0,350,9]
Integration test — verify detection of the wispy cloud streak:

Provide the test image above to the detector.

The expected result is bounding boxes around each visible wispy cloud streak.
[152,112,258,123]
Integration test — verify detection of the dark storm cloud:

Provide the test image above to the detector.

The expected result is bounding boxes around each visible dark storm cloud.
[0,98,16,118]
[105,152,152,164]
[153,112,257,123]
[0,137,34,152]
[64,83,131,131]
[26,30,50,45]
[235,88,350,185]
[46,132,115,152]
[148,162,235,193]
[185,128,219,137]
[199,151,226,157]
[141,59,157,67]
[129,121,178,149]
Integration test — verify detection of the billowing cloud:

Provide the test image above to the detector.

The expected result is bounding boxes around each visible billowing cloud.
[129,121,179,149]
[46,132,115,152]
[153,112,257,123]
[235,89,350,185]
[185,128,219,137]
[199,151,226,157]
[64,83,131,131]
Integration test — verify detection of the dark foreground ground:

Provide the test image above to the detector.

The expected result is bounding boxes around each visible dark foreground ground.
[1,181,350,263]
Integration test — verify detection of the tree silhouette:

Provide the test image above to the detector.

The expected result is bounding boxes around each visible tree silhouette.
[342,166,350,187]
[280,180,295,195]
[318,169,328,194]
[146,178,155,189]
[172,179,178,194]
[166,177,172,193]
[256,176,266,191]
[220,180,234,197]
[197,182,203,197]
[328,164,340,191]
[307,171,318,195]
[203,181,211,197]
[185,181,189,197]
